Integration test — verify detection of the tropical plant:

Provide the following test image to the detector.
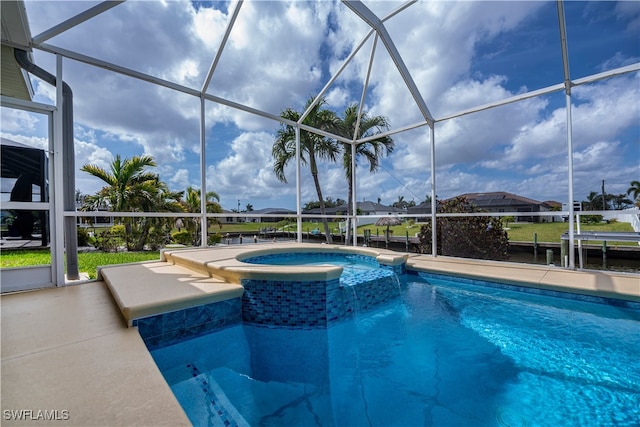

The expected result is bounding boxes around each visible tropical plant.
[80,154,182,250]
[273,97,341,243]
[585,191,602,211]
[610,194,633,210]
[626,180,640,207]
[303,197,346,211]
[392,196,408,209]
[337,103,394,245]
[180,186,223,246]
[417,196,509,260]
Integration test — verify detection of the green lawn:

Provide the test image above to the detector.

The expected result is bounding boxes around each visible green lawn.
[0,250,160,279]
[1,220,634,277]
[219,220,635,245]
[503,220,635,245]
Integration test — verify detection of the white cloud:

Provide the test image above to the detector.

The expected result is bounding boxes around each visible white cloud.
[169,168,191,190]
[0,109,40,133]
[206,131,285,205]
[11,0,637,210]
[0,133,47,150]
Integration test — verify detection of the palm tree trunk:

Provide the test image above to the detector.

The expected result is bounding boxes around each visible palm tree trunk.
[345,179,353,245]
[310,157,332,244]
[134,218,151,251]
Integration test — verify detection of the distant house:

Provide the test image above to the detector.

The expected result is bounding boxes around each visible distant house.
[408,192,563,223]
[245,207,295,223]
[407,202,434,219]
[457,192,549,222]
[357,201,405,217]
[303,201,404,229]
[221,207,295,224]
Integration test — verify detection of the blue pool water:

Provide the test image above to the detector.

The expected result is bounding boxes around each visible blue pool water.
[242,252,383,286]
[150,274,640,427]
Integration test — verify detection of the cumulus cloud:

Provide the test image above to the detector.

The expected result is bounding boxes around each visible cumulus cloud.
[9,0,638,209]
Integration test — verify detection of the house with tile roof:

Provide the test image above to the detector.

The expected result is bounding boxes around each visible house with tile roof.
[408,192,563,222]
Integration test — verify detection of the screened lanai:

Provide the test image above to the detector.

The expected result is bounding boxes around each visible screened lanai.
[1,0,639,290]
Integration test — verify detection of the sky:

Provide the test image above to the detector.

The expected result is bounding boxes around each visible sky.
[2,0,639,212]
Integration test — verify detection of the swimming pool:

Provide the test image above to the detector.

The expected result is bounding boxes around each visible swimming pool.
[150,272,640,426]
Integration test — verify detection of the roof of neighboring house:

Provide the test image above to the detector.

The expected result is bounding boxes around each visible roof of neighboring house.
[251,207,295,215]
[357,201,405,213]
[407,202,433,214]
[542,200,562,209]
[457,192,542,207]
[302,201,405,215]
[302,205,349,215]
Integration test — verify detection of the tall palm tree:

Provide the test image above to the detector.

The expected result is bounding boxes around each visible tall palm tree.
[273,97,341,243]
[627,180,640,207]
[337,103,394,245]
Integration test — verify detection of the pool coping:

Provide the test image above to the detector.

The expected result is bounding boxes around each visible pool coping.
[405,254,640,303]
[161,242,409,283]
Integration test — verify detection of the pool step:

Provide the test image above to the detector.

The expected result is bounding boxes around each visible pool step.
[100,261,244,327]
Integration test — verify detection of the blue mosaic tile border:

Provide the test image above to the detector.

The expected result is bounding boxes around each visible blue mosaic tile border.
[240,252,406,328]
[241,278,336,328]
[241,270,403,328]
[134,298,242,350]
[409,270,640,310]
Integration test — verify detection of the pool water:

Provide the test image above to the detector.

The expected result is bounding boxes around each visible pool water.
[150,275,640,427]
[242,252,382,286]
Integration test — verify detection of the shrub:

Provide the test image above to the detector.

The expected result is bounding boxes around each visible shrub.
[92,227,122,252]
[417,196,509,261]
[208,232,222,246]
[172,230,192,245]
[77,227,91,247]
[146,225,169,250]
[580,215,603,224]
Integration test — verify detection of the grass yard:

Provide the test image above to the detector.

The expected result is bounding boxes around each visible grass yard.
[504,220,635,245]
[0,250,160,279]
[1,219,634,277]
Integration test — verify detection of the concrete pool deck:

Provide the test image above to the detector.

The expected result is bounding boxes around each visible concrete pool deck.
[2,243,638,426]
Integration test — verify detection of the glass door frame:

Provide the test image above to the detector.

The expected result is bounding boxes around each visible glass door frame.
[0,95,60,292]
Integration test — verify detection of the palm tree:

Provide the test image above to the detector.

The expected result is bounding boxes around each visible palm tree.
[181,186,222,245]
[610,194,633,210]
[627,180,640,207]
[585,191,602,211]
[273,97,341,243]
[392,195,407,209]
[337,103,394,245]
[81,154,180,250]
[81,154,158,212]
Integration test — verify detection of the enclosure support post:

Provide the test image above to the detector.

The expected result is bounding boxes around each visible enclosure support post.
[295,126,303,243]
[199,95,207,247]
[430,124,437,257]
[557,0,576,269]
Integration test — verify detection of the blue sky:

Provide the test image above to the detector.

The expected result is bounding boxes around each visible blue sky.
[2,0,639,211]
